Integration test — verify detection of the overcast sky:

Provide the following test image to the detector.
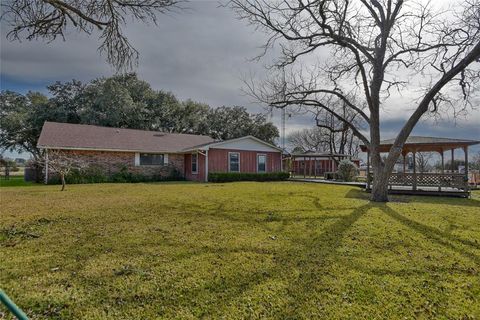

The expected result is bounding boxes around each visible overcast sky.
[1,0,479,159]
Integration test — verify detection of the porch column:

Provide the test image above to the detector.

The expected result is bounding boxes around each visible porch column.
[204,150,209,182]
[402,153,406,173]
[366,150,370,190]
[44,149,49,184]
[314,158,317,178]
[412,150,417,191]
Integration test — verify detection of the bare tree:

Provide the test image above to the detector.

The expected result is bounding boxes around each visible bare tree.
[1,0,182,71]
[312,100,360,156]
[472,151,480,170]
[43,150,87,191]
[415,152,434,173]
[288,127,328,153]
[231,0,480,201]
[289,97,360,156]
[288,122,359,157]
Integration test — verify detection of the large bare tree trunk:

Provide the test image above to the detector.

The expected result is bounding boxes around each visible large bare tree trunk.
[370,165,391,202]
[231,0,480,202]
[61,174,66,191]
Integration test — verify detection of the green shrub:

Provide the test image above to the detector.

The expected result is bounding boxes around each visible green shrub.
[336,160,359,182]
[73,166,108,184]
[48,165,184,185]
[208,172,290,183]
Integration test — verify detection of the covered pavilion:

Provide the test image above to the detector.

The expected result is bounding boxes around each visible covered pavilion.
[360,136,480,196]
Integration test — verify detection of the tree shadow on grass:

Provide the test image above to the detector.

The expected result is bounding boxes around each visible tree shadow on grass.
[346,260,478,278]
[345,187,480,207]
[149,201,376,317]
[273,202,375,317]
[379,205,480,265]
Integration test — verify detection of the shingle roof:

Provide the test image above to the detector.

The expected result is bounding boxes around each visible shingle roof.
[378,136,480,145]
[37,122,215,153]
[359,135,480,152]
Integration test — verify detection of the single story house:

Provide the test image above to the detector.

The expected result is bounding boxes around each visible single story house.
[37,122,284,182]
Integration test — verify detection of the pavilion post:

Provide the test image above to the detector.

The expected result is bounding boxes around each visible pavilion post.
[366,150,370,190]
[308,157,313,178]
[303,157,306,178]
[402,153,406,173]
[412,150,417,191]
[451,149,455,172]
[464,146,469,191]
[439,149,444,192]
[440,150,444,173]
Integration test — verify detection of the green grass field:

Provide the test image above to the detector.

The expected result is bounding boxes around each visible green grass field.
[1,182,479,319]
[0,175,36,187]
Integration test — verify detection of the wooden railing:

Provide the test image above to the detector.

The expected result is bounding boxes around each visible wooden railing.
[369,173,468,191]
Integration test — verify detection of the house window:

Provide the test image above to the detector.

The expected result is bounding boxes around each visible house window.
[191,153,198,174]
[257,154,266,173]
[140,153,164,165]
[229,152,240,172]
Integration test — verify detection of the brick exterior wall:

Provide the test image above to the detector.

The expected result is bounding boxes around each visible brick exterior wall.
[47,149,184,180]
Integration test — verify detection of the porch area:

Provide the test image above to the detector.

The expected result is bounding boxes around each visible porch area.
[288,152,360,179]
[362,136,480,197]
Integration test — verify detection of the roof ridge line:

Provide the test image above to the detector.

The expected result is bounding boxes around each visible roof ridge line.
[44,121,213,138]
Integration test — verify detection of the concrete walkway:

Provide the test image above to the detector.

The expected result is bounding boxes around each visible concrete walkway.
[289,178,366,188]
[289,178,470,197]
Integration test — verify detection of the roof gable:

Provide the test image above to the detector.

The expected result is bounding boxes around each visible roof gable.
[189,136,283,153]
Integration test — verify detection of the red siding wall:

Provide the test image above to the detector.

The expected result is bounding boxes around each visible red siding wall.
[208,148,282,173]
[183,148,282,181]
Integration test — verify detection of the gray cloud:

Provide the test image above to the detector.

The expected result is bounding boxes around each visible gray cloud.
[1,0,479,160]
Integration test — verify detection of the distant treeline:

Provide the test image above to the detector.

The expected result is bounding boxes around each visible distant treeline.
[0,73,279,159]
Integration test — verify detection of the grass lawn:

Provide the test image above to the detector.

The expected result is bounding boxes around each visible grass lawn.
[0,176,36,187]
[1,182,479,319]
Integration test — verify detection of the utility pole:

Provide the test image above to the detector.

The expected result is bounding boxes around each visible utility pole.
[281,107,286,150]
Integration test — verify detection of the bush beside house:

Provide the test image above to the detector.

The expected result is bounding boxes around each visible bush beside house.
[336,160,359,182]
[48,165,184,185]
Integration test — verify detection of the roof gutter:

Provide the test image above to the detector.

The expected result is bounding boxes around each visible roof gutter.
[36,145,184,154]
